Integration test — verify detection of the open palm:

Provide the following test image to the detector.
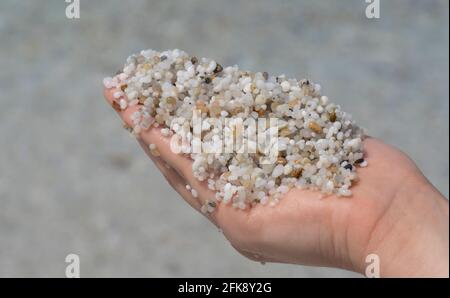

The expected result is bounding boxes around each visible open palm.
[104,87,448,275]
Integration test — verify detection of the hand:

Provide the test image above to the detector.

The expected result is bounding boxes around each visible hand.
[104,87,449,277]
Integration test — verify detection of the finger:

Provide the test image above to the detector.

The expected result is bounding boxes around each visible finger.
[104,88,189,175]
[138,140,221,227]
[104,87,141,130]
[143,131,252,230]
[137,140,201,211]
[104,87,244,226]
[104,87,215,206]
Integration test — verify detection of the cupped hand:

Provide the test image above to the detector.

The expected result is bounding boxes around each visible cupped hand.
[104,87,449,277]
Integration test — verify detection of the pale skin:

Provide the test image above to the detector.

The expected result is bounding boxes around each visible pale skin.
[105,88,449,277]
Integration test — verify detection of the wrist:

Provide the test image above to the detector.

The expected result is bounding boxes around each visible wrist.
[356,176,449,277]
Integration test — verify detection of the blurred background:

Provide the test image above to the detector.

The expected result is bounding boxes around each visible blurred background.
[0,0,448,277]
